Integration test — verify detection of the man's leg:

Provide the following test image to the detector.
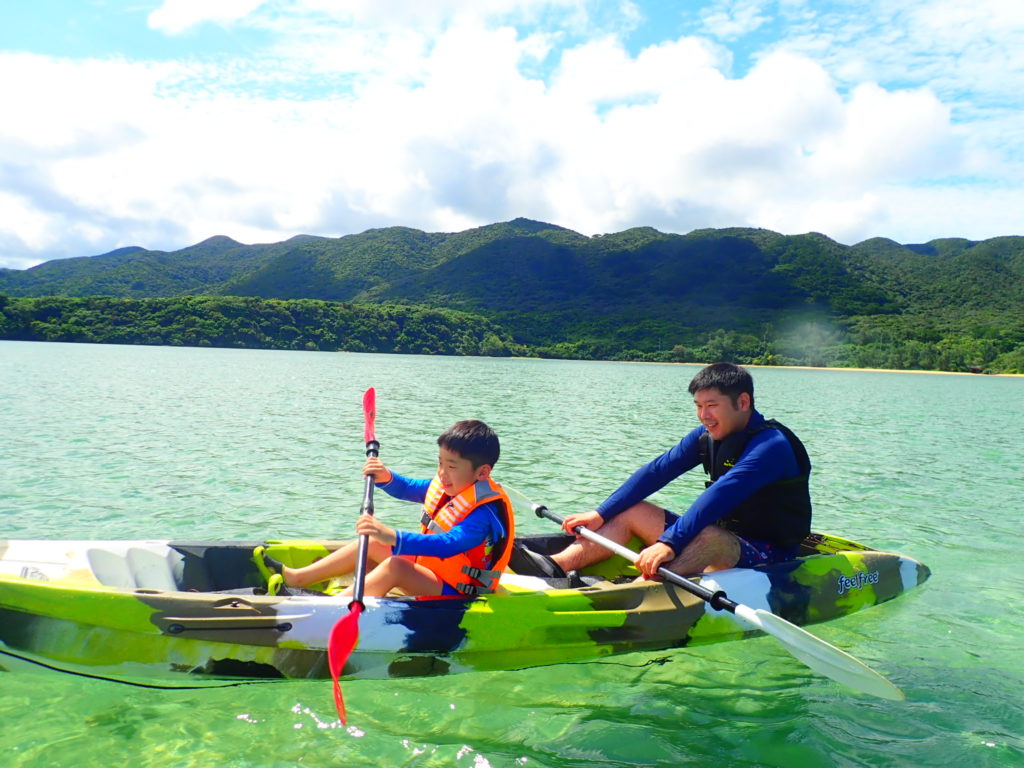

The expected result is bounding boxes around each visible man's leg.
[551,501,668,572]
[662,525,740,575]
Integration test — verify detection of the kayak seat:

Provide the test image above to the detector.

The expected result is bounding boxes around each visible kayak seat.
[507,541,602,589]
[86,546,184,591]
[510,533,642,582]
[508,541,567,579]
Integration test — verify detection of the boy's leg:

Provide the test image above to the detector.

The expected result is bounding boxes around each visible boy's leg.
[551,501,668,572]
[342,556,445,598]
[283,538,392,588]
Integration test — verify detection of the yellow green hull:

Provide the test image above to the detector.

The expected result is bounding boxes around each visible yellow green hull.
[0,533,929,684]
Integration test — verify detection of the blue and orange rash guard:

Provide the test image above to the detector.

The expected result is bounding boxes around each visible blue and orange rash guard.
[595,410,805,555]
[374,472,508,563]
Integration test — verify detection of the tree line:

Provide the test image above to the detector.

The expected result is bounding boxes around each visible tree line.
[0,295,519,357]
[2,294,1022,373]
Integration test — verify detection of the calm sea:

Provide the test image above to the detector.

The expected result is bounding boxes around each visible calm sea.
[1,341,1022,767]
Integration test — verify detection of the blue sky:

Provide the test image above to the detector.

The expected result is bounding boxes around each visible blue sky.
[1,0,1022,270]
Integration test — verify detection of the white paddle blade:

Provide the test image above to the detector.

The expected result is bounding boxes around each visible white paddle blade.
[734,605,905,701]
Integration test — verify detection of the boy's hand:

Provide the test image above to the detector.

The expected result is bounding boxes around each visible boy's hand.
[561,510,604,537]
[363,457,393,484]
[355,513,397,546]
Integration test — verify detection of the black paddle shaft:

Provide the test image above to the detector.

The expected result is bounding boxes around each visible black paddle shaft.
[533,504,738,613]
[532,506,906,701]
[351,439,380,607]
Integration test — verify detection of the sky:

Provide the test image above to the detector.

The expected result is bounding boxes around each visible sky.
[1,0,1023,270]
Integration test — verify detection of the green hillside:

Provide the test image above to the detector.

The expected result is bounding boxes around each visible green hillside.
[2,219,1022,373]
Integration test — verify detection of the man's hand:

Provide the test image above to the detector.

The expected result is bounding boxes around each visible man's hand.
[636,542,675,578]
[363,456,393,484]
[561,510,604,536]
[355,513,396,546]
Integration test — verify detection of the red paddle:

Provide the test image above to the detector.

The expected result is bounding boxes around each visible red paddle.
[326,387,379,724]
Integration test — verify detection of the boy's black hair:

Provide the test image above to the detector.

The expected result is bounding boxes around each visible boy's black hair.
[437,420,500,469]
[687,362,755,409]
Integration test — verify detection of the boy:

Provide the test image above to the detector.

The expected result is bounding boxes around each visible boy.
[262,420,515,598]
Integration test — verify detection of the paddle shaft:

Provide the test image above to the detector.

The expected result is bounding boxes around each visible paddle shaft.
[532,503,905,700]
[534,505,739,614]
[350,439,380,608]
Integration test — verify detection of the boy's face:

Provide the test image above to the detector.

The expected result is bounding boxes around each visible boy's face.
[437,445,489,496]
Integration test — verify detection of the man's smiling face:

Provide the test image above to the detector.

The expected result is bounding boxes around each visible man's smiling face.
[693,386,751,441]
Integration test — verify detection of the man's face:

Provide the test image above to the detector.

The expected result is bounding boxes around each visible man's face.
[693,386,751,440]
[437,445,487,496]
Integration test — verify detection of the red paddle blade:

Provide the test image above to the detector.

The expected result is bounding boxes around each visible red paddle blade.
[362,388,376,445]
[327,603,362,724]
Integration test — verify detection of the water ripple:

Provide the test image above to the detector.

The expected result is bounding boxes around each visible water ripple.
[2,342,1023,767]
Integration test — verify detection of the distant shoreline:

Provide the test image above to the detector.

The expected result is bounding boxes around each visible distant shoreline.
[4,336,1022,378]
[743,363,1024,378]
[512,355,1024,378]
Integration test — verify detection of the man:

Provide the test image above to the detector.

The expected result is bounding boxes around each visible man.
[552,362,812,577]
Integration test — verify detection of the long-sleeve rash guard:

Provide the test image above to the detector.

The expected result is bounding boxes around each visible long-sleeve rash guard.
[375,471,508,559]
[595,410,804,555]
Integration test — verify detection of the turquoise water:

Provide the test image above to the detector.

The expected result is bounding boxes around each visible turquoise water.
[1,341,1022,767]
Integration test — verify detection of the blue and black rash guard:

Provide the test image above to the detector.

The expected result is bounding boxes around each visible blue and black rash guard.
[374,472,508,559]
[595,410,805,555]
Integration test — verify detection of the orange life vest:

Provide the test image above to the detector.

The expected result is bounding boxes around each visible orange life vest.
[414,475,515,596]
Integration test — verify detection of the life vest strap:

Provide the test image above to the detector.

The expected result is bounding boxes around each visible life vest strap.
[460,564,500,588]
[420,512,445,533]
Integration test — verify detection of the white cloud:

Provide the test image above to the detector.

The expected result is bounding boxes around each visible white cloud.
[701,0,772,40]
[864,184,1024,244]
[907,0,1024,47]
[148,0,596,38]
[148,0,270,35]
[806,82,959,186]
[551,35,728,106]
[1,1,1021,272]
[532,47,969,242]
[766,0,1024,120]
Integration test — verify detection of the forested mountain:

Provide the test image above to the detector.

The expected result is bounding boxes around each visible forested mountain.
[2,219,1023,372]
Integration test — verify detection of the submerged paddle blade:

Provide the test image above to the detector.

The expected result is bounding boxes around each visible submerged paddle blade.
[534,502,903,702]
[363,388,377,445]
[735,605,905,701]
[327,603,362,724]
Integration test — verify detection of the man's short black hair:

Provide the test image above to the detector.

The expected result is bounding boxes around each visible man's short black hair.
[687,362,755,409]
[437,420,500,469]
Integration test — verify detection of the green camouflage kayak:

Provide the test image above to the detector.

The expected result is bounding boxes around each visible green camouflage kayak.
[0,532,929,685]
